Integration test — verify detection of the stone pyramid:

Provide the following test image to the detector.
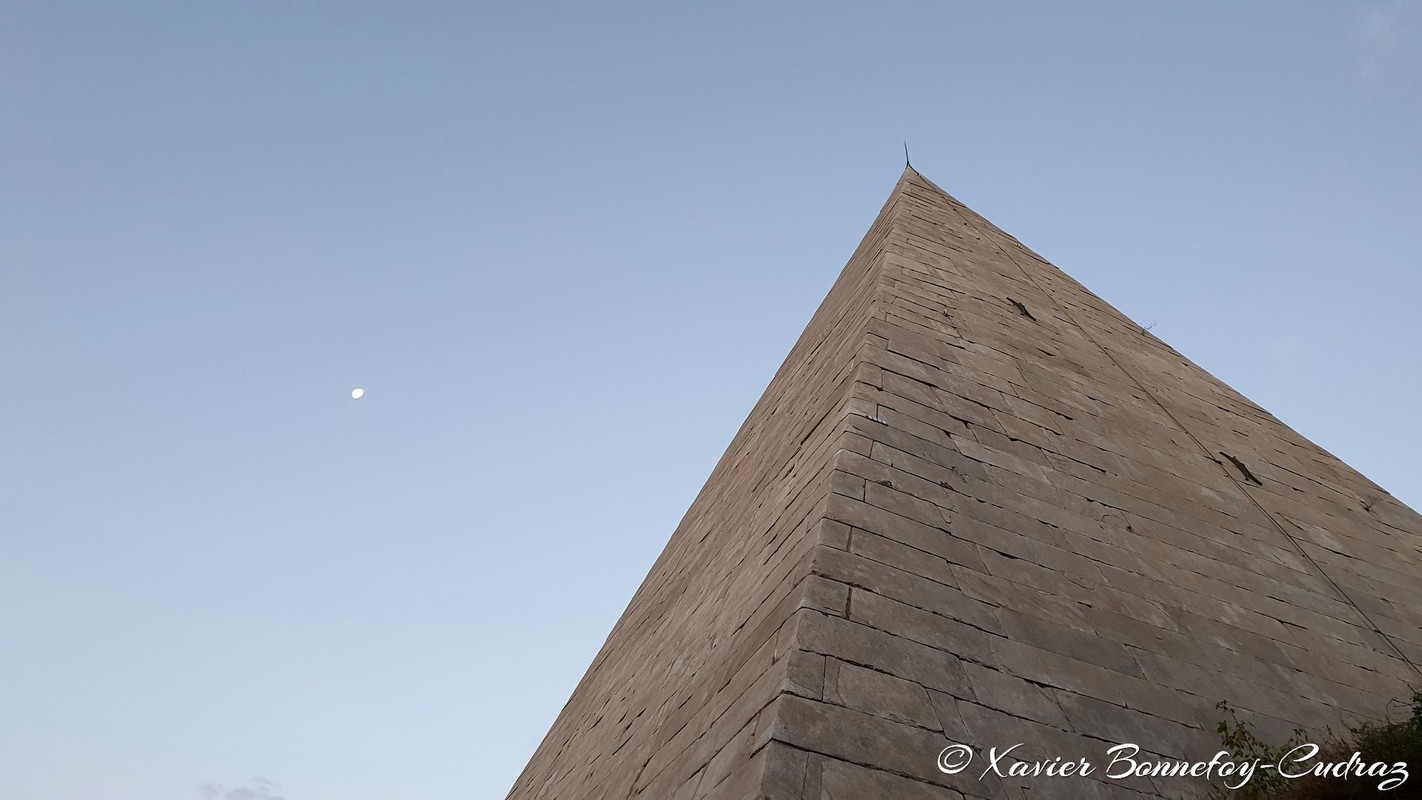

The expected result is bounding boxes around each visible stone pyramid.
[509,168,1422,799]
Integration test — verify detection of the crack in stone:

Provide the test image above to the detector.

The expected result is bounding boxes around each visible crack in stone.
[1219,451,1263,486]
[1008,298,1037,320]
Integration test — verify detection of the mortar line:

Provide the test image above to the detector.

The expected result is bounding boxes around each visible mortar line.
[921,174,1422,681]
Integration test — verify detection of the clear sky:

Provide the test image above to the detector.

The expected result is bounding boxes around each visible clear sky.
[2,3,1419,799]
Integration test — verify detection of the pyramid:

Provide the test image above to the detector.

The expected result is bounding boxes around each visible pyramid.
[509,169,1422,799]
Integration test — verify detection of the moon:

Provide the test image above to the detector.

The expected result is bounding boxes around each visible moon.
[351,388,365,400]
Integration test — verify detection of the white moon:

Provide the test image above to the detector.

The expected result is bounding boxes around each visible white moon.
[351,388,365,399]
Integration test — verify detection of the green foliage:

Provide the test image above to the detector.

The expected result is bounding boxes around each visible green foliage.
[1210,700,1306,800]
[1209,693,1422,799]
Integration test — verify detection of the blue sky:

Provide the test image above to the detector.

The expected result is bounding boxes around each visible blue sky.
[2,3,1419,799]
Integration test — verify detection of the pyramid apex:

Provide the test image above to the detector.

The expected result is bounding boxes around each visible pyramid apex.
[511,168,1422,800]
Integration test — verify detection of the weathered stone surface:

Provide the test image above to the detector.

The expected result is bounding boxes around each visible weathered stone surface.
[509,169,1422,798]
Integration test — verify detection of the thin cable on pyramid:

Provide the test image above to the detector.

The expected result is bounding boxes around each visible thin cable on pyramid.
[923,174,1422,682]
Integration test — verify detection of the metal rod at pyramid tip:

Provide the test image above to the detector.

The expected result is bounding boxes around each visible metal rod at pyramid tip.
[904,141,911,169]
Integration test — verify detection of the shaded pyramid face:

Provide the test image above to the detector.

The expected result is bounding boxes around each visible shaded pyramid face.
[510,170,1422,799]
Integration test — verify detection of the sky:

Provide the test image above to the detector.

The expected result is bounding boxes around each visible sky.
[1,3,1419,799]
